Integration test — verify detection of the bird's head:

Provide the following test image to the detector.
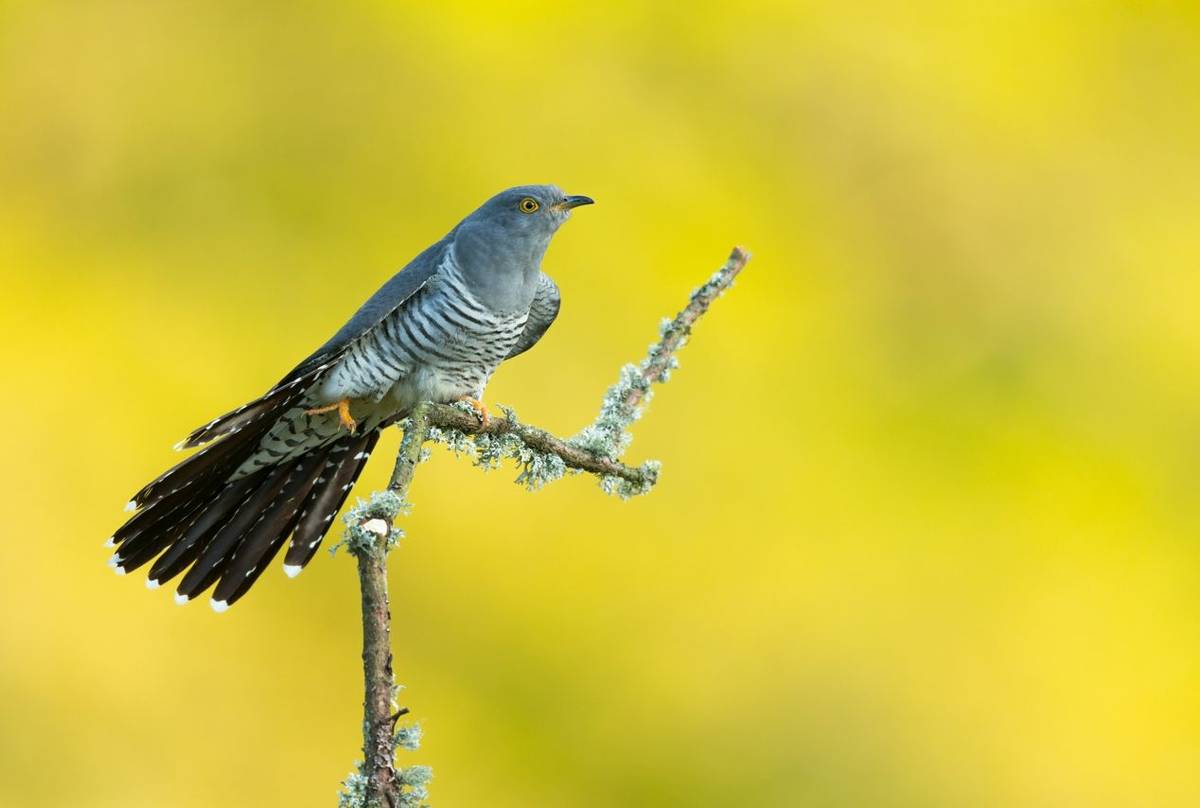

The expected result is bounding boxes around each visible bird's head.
[452,186,593,306]
[464,184,594,244]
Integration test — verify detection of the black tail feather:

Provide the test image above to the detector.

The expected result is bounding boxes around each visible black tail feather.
[283,430,380,574]
[179,368,323,450]
[130,397,292,510]
[146,476,261,586]
[112,492,202,549]
[210,450,331,606]
[174,464,295,601]
[113,516,194,575]
[112,372,387,608]
[127,368,325,511]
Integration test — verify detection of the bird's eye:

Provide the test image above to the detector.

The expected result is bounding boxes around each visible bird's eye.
[518,197,540,214]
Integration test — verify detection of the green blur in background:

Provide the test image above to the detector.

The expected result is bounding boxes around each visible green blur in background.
[2,1,1199,806]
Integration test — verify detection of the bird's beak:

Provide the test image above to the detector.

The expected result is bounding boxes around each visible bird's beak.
[561,194,595,210]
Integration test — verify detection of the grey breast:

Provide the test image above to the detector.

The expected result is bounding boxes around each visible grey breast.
[328,249,529,403]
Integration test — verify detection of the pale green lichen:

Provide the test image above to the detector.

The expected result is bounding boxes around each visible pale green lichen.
[513,445,568,490]
[569,362,650,461]
[337,720,430,807]
[330,490,408,556]
[393,722,422,753]
[564,266,740,492]
[426,424,475,457]
[337,773,369,808]
[599,459,662,500]
[423,366,664,497]
[396,765,433,804]
[426,407,575,491]
[336,766,431,808]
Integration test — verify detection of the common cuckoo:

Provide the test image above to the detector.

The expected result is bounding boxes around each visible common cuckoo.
[108,185,593,610]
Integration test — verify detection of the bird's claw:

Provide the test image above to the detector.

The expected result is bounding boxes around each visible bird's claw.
[306,398,358,434]
[457,396,490,430]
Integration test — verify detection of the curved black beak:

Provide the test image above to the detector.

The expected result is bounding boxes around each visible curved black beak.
[563,194,595,209]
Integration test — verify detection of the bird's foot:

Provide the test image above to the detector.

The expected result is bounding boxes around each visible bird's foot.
[455,396,491,430]
[306,398,358,435]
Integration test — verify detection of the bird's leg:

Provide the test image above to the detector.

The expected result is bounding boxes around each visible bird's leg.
[455,396,490,430]
[306,398,358,435]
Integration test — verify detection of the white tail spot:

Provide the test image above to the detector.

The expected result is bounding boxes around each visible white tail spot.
[283,564,302,579]
[103,537,116,548]
[210,599,229,613]
[146,578,160,590]
[124,500,137,513]
[174,592,190,606]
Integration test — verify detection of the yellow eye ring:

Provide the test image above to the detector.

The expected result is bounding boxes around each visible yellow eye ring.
[518,197,540,214]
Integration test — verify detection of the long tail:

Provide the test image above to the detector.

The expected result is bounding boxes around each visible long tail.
[109,386,379,610]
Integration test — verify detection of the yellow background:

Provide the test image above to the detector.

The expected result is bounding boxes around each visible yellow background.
[2,1,1199,805]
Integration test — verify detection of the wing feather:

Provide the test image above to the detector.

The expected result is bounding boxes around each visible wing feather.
[505,272,560,360]
[275,235,453,386]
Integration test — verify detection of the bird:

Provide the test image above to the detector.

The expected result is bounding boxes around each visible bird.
[107,185,594,611]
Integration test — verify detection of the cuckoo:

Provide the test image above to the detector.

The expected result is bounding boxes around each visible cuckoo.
[107,185,594,610]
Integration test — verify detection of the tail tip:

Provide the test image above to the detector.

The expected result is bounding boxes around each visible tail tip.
[103,536,116,548]
[123,500,138,513]
[283,563,303,579]
[210,598,230,613]
[108,555,125,575]
[174,592,190,606]
[146,578,160,590]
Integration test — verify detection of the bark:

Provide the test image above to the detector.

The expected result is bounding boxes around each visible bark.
[351,405,432,807]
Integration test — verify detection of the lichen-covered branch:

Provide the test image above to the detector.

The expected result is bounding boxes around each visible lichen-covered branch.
[572,245,751,460]
[426,245,751,497]
[337,247,749,806]
[424,403,659,494]
[337,404,433,808]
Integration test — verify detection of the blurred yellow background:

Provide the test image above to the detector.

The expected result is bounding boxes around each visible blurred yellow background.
[2,1,1199,805]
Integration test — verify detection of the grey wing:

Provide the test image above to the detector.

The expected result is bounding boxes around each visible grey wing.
[506,273,561,360]
[181,235,453,448]
[273,234,453,388]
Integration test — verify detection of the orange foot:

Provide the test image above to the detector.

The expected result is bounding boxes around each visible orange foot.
[306,398,357,434]
[456,396,490,430]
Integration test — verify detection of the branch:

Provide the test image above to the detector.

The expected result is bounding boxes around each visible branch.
[424,404,650,484]
[426,245,751,496]
[337,405,433,808]
[337,247,750,807]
